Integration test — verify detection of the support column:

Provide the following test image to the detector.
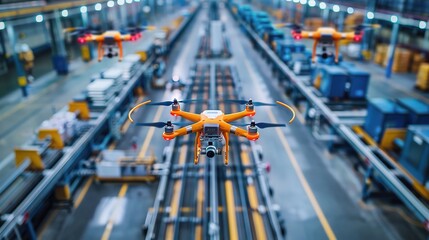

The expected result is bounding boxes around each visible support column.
[385,23,399,78]
[6,24,28,97]
[337,11,345,32]
[322,9,329,24]
[49,10,69,74]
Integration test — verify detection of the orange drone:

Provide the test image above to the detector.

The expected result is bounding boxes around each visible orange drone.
[128,98,296,165]
[65,26,155,61]
[276,23,379,63]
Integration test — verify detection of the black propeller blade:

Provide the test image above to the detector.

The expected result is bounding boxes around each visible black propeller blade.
[233,120,286,129]
[135,121,191,128]
[148,99,203,106]
[223,99,277,106]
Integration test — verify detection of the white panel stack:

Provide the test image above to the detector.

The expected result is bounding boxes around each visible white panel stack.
[40,111,77,142]
[114,54,141,81]
[86,79,116,107]
[210,21,223,56]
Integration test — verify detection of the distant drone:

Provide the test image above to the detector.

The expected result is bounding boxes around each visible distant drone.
[275,23,380,63]
[64,26,155,61]
[128,98,296,165]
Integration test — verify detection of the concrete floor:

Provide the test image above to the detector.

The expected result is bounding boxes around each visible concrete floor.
[39,3,425,239]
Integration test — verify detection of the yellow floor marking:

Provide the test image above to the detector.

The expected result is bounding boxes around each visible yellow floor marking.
[241,152,267,240]
[101,184,128,240]
[74,176,95,209]
[138,106,164,159]
[225,181,239,240]
[267,108,337,240]
[101,106,163,240]
[166,145,188,240]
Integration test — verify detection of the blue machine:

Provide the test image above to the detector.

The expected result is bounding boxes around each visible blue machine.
[341,65,370,99]
[319,65,348,99]
[397,98,429,125]
[256,24,275,38]
[238,5,253,21]
[364,99,409,142]
[268,30,284,46]
[399,125,429,185]
[251,17,271,29]
[276,40,307,63]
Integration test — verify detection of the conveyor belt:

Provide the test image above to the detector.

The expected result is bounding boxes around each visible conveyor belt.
[228,2,429,232]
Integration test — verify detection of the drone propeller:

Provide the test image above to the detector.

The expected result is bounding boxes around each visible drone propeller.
[64,27,100,35]
[224,99,296,124]
[234,120,286,129]
[135,121,191,128]
[274,23,302,31]
[148,99,202,106]
[223,99,277,106]
[128,99,203,123]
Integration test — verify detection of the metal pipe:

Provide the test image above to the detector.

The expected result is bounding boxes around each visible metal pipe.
[0,160,30,195]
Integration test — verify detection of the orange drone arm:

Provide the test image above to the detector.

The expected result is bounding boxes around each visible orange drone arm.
[171,109,201,122]
[332,31,355,40]
[300,31,313,39]
[223,109,255,123]
[90,35,104,42]
[121,34,132,41]
[162,122,203,140]
[221,122,259,141]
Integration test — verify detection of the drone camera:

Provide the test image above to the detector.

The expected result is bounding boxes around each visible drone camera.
[206,145,217,158]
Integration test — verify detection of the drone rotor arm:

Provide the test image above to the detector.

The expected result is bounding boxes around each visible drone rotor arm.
[223,110,255,123]
[170,109,201,122]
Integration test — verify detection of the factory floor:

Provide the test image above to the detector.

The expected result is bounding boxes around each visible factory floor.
[38,4,426,240]
[0,9,187,185]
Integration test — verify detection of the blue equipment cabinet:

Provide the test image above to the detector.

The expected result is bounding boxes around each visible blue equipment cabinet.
[397,98,429,125]
[343,66,370,99]
[363,99,409,142]
[319,65,348,98]
[399,125,429,185]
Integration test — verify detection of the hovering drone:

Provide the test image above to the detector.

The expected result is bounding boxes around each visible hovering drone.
[128,98,296,165]
[64,26,155,61]
[275,23,379,63]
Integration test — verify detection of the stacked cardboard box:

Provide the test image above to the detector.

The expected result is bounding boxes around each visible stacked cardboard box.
[344,13,364,26]
[304,18,323,31]
[374,44,388,65]
[389,48,412,73]
[416,63,429,91]
[411,53,426,73]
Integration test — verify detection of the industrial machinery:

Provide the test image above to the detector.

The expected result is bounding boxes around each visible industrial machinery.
[128,98,296,165]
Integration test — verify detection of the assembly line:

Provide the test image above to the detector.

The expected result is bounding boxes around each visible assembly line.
[1,0,429,240]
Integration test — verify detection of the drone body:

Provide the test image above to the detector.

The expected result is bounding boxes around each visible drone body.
[276,23,379,63]
[128,99,295,165]
[65,26,155,62]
